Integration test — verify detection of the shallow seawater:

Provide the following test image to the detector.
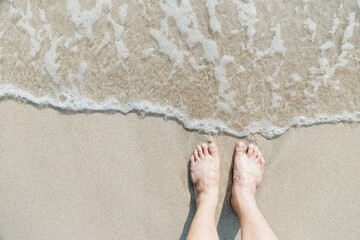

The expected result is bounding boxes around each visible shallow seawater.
[0,0,359,138]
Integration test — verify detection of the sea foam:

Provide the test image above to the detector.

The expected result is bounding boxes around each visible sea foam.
[1,83,360,139]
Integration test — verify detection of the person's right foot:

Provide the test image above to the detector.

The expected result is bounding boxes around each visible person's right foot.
[231,141,265,215]
[190,142,220,209]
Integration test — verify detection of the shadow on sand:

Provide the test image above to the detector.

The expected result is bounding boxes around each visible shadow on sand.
[180,153,240,240]
[216,151,240,239]
[179,162,197,240]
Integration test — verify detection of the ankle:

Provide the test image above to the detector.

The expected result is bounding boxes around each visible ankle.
[231,186,257,215]
[196,192,218,209]
[196,201,217,221]
[233,186,256,199]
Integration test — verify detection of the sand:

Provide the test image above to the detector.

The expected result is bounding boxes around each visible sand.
[0,100,359,240]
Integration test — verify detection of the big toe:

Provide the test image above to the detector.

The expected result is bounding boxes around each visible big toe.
[235,141,247,155]
[208,142,218,157]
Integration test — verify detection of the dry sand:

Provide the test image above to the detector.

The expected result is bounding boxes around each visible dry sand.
[0,100,359,240]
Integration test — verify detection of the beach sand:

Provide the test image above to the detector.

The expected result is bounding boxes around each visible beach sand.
[0,100,359,240]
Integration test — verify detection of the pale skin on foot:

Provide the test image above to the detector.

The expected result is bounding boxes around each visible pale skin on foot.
[187,142,278,240]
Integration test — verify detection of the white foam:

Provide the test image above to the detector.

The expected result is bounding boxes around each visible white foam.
[290,73,302,82]
[74,32,83,41]
[206,0,221,34]
[142,48,155,58]
[320,41,334,51]
[215,55,235,96]
[266,76,279,90]
[270,24,286,54]
[242,83,260,114]
[294,6,299,14]
[149,19,186,78]
[237,65,246,73]
[11,0,41,58]
[70,46,78,52]
[341,12,358,51]
[106,4,130,66]
[254,24,286,63]
[137,0,151,21]
[329,13,339,35]
[44,35,63,84]
[39,9,46,22]
[310,79,321,92]
[271,93,282,109]
[265,60,283,91]
[232,0,259,53]
[214,56,236,113]
[64,37,73,48]
[2,83,359,139]
[303,88,314,98]
[310,13,357,87]
[304,18,316,42]
[67,0,111,41]
[95,32,111,54]
[286,73,303,87]
[118,4,128,25]
[215,98,234,114]
[66,60,87,94]
[153,0,219,62]
[189,56,206,72]
[77,61,87,90]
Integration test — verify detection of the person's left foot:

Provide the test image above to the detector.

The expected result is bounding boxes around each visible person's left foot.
[190,143,220,208]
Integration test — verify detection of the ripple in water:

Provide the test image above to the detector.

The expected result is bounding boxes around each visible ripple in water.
[0,0,359,138]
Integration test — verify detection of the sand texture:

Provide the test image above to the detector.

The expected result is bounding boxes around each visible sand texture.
[0,100,359,240]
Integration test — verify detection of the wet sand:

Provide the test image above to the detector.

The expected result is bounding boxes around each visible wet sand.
[0,100,359,240]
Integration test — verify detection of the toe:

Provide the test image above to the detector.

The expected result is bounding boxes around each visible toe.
[208,142,218,157]
[190,155,195,164]
[190,154,195,169]
[194,149,200,160]
[260,157,266,168]
[256,155,261,164]
[235,141,246,154]
[247,143,255,157]
[254,146,259,157]
[254,147,260,162]
[201,143,209,155]
[197,145,204,158]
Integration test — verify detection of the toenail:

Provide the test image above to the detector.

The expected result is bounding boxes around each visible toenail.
[210,144,215,149]
[238,142,244,148]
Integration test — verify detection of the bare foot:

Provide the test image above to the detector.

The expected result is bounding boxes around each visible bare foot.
[231,141,265,215]
[190,143,220,208]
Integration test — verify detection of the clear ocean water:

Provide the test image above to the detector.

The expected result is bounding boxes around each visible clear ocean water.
[0,0,359,138]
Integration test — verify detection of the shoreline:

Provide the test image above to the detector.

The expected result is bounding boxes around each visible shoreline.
[1,93,360,140]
